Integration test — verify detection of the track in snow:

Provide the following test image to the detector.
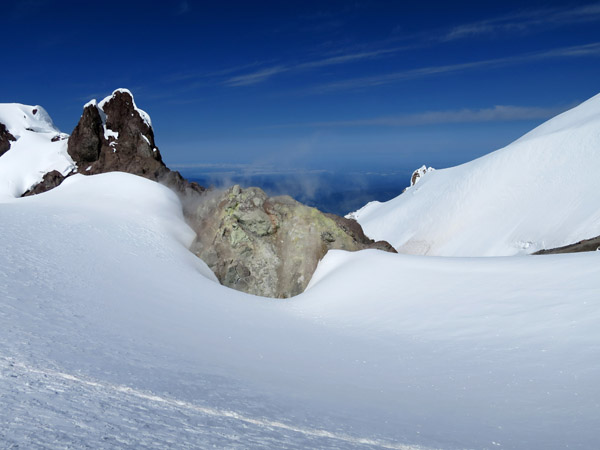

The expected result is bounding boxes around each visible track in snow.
[0,356,431,450]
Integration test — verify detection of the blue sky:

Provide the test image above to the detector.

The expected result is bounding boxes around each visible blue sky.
[2,0,600,173]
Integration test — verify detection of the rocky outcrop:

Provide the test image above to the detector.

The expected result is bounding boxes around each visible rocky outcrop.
[325,213,396,252]
[68,90,166,179]
[190,185,395,298]
[67,89,202,198]
[0,122,16,157]
[411,165,435,186]
[67,101,104,164]
[534,235,600,255]
[402,165,435,193]
[64,89,396,297]
[22,170,66,197]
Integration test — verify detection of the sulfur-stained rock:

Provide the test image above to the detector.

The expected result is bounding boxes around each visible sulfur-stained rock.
[190,185,396,298]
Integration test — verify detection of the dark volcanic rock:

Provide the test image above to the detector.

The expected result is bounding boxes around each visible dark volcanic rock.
[101,90,164,165]
[534,235,600,255]
[158,169,205,200]
[22,170,66,197]
[68,103,103,163]
[326,213,397,253]
[67,90,203,197]
[68,90,166,179]
[0,122,16,157]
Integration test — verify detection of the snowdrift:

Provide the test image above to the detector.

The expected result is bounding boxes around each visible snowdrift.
[351,94,600,256]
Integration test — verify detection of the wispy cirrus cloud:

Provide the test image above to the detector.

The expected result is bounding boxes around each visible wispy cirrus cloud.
[295,47,404,70]
[310,42,600,93]
[223,47,405,87]
[443,2,600,41]
[224,66,290,87]
[173,3,600,91]
[165,61,268,83]
[262,104,570,129]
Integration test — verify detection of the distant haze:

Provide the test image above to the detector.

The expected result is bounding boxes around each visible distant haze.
[180,167,412,215]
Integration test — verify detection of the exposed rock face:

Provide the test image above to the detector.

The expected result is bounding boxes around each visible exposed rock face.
[67,89,202,197]
[67,102,103,163]
[68,90,165,179]
[51,134,68,142]
[325,213,396,252]
[63,88,395,298]
[22,170,66,197]
[190,185,396,298]
[534,235,600,255]
[0,122,16,157]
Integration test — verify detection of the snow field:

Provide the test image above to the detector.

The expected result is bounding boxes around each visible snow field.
[0,173,598,449]
[2,93,600,449]
[353,94,600,256]
[0,103,74,200]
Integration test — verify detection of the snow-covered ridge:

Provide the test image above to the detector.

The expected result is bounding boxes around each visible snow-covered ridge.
[352,92,600,256]
[0,103,74,199]
[345,199,380,221]
[0,103,60,136]
[345,166,433,221]
[407,165,435,188]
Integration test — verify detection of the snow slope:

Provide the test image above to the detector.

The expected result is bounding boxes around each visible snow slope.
[1,172,599,449]
[0,104,74,200]
[1,96,600,449]
[351,94,600,256]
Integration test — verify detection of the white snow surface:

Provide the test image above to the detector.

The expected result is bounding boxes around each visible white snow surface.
[0,172,599,449]
[83,98,98,109]
[352,94,600,255]
[0,103,74,199]
[104,126,119,141]
[1,94,600,449]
